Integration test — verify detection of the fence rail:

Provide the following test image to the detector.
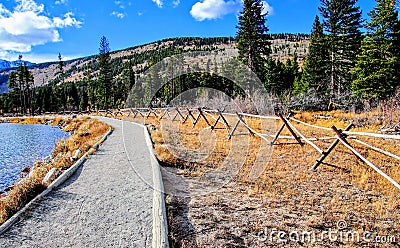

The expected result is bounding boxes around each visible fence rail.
[2,107,399,191]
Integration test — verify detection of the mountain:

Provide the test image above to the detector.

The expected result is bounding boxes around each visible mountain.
[0,59,35,70]
[0,35,309,94]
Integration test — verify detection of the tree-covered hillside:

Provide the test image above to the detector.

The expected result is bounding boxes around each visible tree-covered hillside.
[0,36,308,93]
[0,35,309,113]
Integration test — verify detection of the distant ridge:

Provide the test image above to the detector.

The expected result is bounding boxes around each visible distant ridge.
[0,59,35,70]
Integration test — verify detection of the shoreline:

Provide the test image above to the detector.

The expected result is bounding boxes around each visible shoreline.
[0,116,112,225]
[0,117,71,193]
[0,116,71,129]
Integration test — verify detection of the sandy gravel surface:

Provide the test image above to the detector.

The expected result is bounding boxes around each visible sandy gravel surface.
[0,117,154,247]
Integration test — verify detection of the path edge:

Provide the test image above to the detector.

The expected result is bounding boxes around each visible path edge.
[0,127,113,235]
[130,121,169,248]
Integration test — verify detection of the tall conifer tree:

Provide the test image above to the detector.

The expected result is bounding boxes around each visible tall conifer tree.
[97,36,113,109]
[319,0,363,96]
[58,53,67,110]
[296,16,330,94]
[352,0,400,98]
[236,0,271,83]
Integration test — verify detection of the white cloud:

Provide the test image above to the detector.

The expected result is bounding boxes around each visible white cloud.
[55,0,68,5]
[261,1,273,15]
[53,12,82,28]
[190,0,273,21]
[15,0,44,13]
[0,0,82,56]
[111,11,126,19]
[114,0,125,9]
[190,0,241,21]
[152,0,163,8]
[172,0,180,8]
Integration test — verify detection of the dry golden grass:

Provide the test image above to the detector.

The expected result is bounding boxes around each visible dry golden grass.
[290,111,400,199]
[120,109,400,247]
[7,117,48,125]
[0,117,111,225]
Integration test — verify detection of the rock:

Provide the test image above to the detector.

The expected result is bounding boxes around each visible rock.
[3,185,14,193]
[42,168,58,185]
[88,147,97,155]
[20,165,31,178]
[70,148,82,161]
[148,124,157,131]
[43,155,53,164]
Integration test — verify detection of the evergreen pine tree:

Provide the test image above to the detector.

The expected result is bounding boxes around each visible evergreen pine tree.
[9,58,34,114]
[70,83,79,109]
[58,53,67,110]
[285,53,301,90]
[144,60,157,107]
[236,0,271,83]
[128,59,135,90]
[319,0,363,96]
[296,15,330,94]
[97,36,113,109]
[79,88,89,110]
[22,62,34,114]
[352,0,400,98]
[264,58,286,94]
[84,64,96,109]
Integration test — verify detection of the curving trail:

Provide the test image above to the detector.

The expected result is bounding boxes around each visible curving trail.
[0,117,156,247]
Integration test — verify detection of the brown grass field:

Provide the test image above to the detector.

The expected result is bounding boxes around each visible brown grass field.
[119,108,399,247]
[0,117,111,225]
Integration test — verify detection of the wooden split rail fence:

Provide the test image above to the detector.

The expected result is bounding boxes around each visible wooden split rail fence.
[97,107,400,190]
[3,107,399,190]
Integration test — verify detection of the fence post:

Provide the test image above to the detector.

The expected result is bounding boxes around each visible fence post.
[310,123,353,171]
[271,113,292,146]
[174,108,184,121]
[184,109,196,125]
[198,108,212,127]
[331,125,400,190]
[278,113,303,146]
[218,110,231,130]
[192,109,202,127]
[236,113,254,135]
[182,109,190,124]
[228,119,240,140]
[160,108,170,120]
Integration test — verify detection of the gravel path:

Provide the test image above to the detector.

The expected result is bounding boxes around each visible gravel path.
[0,117,155,247]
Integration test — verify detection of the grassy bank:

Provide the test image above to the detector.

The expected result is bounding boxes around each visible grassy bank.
[0,116,111,225]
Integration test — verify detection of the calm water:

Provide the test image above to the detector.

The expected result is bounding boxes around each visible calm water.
[0,123,69,190]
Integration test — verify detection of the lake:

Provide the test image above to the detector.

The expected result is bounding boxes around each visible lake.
[0,123,69,190]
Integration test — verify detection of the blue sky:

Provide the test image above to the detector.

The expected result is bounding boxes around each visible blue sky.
[0,0,378,63]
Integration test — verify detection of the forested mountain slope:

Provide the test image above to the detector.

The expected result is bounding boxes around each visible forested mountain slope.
[0,35,309,93]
